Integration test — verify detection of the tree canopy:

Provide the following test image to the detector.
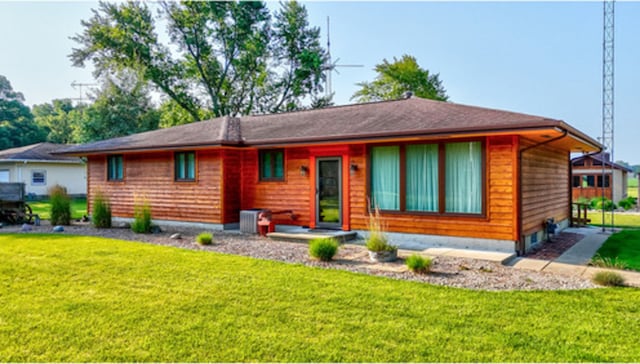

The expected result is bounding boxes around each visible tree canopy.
[33,99,85,144]
[70,0,328,120]
[75,72,160,143]
[0,75,46,149]
[351,55,448,103]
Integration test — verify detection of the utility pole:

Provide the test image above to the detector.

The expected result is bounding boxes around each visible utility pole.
[601,0,615,232]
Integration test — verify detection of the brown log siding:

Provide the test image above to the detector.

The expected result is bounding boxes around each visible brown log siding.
[520,140,570,235]
[87,151,224,223]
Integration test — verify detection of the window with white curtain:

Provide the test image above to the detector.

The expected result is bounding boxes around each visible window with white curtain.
[445,142,482,214]
[370,140,483,215]
[370,146,399,210]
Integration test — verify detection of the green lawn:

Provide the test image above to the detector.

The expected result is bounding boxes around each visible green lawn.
[589,211,640,229]
[593,230,640,271]
[1,235,640,362]
[28,198,87,220]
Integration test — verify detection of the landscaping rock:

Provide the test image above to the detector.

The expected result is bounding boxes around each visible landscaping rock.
[52,226,64,232]
[21,224,32,232]
[170,233,182,240]
[151,225,162,234]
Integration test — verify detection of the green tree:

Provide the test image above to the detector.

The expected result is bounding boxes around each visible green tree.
[70,1,327,120]
[33,99,85,144]
[0,75,46,149]
[76,73,160,143]
[351,55,448,103]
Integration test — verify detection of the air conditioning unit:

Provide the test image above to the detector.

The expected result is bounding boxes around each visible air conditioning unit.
[239,209,262,234]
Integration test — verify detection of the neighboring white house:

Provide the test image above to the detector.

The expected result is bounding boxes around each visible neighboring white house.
[0,143,86,197]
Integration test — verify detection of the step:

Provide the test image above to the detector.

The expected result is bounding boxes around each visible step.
[267,230,358,244]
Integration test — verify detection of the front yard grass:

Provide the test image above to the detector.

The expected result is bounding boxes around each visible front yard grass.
[589,212,640,229]
[1,234,640,362]
[28,197,87,220]
[593,230,640,271]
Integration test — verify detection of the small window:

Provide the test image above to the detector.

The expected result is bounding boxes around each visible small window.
[0,169,9,182]
[573,160,585,167]
[597,175,611,188]
[175,151,196,181]
[582,175,595,187]
[572,175,581,188]
[259,149,284,181]
[107,155,124,181]
[31,170,46,186]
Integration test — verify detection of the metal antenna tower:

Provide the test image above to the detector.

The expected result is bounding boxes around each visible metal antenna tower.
[70,81,97,103]
[601,0,615,232]
[324,16,363,96]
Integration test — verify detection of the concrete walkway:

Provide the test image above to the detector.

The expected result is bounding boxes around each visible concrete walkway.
[509,227,640,287]
[394,226,640,287]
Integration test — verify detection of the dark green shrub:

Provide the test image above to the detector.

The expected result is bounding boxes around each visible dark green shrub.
[131,200,152,234]
[618,196,637,211]
[309,238,339,261]
[590,197,616,211]
[196,232,214,245]
[48,185,71,225]
[406,254,432,274]
[592,271,625,287]
[92,192,112,228]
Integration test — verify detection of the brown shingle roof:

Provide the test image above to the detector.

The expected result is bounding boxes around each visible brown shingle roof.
[59,97,600,154]
[0,142,83,163]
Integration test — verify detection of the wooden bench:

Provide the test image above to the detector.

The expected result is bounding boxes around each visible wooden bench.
[257,209,295,236]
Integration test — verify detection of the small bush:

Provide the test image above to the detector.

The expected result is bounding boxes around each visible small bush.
[591,254,629,270]
[131,199,152,234]
[309,238,339,261]
[92,192,112,228]
[618,196,637,211]
[365,205,397,253]
[590,197,616,211]
[592,271,625,287]
[575,196,590,205]
[196,232,214,245]
[48,185,71,225]
[406,254,432,274]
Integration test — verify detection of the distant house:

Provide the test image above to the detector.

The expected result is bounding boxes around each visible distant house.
[0,143,86,197]
[571,153,631,203]
[60,96,600,254]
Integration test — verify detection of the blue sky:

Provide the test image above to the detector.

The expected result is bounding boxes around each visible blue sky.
[0,1,638,164]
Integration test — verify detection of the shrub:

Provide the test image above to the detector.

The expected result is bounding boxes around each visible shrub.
[131,199,152,234]
[92,192,112,228]
[591,254,628,270]
[196,232,214,245]
[309,238,339,261]
[618,196,637,211]
[575,196,590,205]
[590,196,616,211]
[48,185,71,225]
[592,271,625,287]
[365,205,397,253]
[406,254,432,274]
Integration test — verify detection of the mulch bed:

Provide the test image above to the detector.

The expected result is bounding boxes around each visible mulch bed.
[524,232,585,260]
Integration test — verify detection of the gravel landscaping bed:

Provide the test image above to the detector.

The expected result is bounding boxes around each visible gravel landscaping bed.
[2,221,598,291]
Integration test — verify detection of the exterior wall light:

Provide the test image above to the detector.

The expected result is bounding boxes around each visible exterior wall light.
[300,165,309,176]
[350,163,358,174]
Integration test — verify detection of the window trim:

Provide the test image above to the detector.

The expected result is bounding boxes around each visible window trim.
[174,151,197,182]
[31,170,46,186]
[107,155,124,182]
[367,138,486,217]
[259,149,285,182]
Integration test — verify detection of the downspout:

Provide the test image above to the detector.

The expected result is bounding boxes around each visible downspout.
[516,129,568,255]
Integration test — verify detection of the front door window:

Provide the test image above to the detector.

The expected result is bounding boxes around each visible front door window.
[317,158,342,227]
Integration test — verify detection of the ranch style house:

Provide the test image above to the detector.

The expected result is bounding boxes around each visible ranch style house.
[60,96,601,254]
